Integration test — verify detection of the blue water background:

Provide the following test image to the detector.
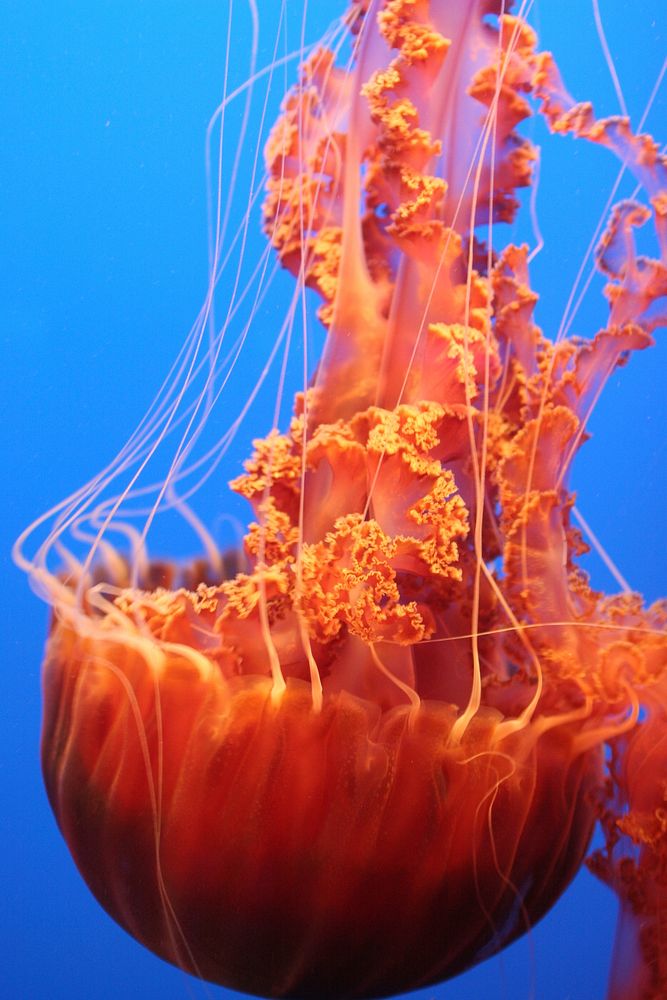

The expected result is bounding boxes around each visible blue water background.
[1,2,665,998]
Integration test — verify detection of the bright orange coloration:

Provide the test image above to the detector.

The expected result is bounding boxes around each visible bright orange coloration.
[17,2,667,998]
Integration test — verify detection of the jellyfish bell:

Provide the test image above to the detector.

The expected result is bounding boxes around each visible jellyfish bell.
[41,620,604,999]
[16,1,667,999]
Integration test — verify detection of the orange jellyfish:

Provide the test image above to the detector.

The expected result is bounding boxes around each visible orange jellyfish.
[16,2,667,998]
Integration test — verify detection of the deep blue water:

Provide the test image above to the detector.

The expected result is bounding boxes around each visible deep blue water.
[2,2,665,999]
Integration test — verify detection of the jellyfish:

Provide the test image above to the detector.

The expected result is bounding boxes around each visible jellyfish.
[15,1,667,998]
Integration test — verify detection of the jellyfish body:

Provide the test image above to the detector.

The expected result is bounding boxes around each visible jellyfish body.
[23,1,667,998]
[43,622,603,998]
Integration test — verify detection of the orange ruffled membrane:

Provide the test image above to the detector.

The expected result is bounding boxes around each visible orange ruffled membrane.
[25,3,667,999]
